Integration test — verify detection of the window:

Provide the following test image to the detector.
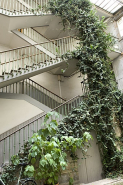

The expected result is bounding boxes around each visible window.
[117,17,123,37]
[90,0,123,13]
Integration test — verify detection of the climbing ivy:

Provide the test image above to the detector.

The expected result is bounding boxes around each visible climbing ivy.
[48,0,123,177]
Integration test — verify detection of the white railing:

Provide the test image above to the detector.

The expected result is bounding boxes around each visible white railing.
[0,36,78,81]
[0,79,66,108]
[21,28,79,55]
[23,28,50,43]
[0,0,50,16]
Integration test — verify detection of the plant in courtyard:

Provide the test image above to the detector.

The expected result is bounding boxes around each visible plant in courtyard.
[24,112,92,184]
[1,112,92,185]
[47,0,123,177]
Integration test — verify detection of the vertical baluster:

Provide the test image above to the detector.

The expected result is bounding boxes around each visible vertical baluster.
[42,87,44,104]
[25,79,27,95]
[24,47,27,70]
[58,39,60,56]
[6,0,8,15]
[33,81,34,99]
[53,41,55,56]
[37,120,38,132]
[61,38,63,56]
[19,130,21,152]
[13,83,15,93]
[0,0,1,11]
[18,0,20,15]
[23,127,25,147]
[9,136,11,164]
[15,82,17,93]
[16,0,17,15]
[9,51,11,77]
[71,37,73,51]
[14,133,16,155]
[36,47,38,67]
[37,84,39,102]
[4,52,7,76]
[66,37,68,52]
[13,50,15,75]
[72,37,73,51]
[3,0,5,14]
[39,86,41,103]
[64,38,66,53]
[3,140,5,164]
[46,90,48,107]
[0,53,1,77]
[42,52,44,66]
[25,0,27,14]
[55,94,57,108]
[6,86,7,93]
[28,124,30,141]
[33,121,34,135]
[31,0,33,12]
[32,28,33,40]
[29,47,31,70]
[56,40,58,56]
[22,0,24,15]
[29,79,31,96]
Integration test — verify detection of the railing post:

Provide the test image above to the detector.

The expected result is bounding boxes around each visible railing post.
[22,80,24,94]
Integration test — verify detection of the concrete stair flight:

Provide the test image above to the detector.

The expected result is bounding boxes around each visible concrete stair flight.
[12,29,56,58]
[0,78,66,109]
[22,27,59,55]
[0,31,78,88]
[0,41,63,88]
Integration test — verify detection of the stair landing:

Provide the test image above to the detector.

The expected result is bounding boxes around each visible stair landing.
[81,178,123,185]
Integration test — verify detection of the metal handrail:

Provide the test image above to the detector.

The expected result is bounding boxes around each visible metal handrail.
[0,95,81,142]
[29,79,66,101]
[31,27,51,42]
[0,52,43,66]
[0,36,76,54]
[0,35,78,81]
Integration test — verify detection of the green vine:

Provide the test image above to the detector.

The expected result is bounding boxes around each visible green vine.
[48,0,123,177]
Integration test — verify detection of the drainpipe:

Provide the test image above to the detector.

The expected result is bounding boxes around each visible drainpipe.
[58,75,62,103]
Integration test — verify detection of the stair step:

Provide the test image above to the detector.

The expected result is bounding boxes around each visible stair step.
[18,68,29,73]
[11,70,21,73]
[33,62,43,66]
[26,65,36,69]
[0,75,4,82]
[18,67,27,70]
[2,72,12,75]
[11,70,22,76]
[2,72,13,79]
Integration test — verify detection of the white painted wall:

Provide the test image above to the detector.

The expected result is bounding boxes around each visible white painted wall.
[77,131,103,184]
[112,55,123,91]
[0,98,43,134]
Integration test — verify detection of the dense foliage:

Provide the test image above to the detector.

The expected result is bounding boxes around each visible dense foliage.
[48,0,123,177]
[1,112,92,185]
[24,112,92,184]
